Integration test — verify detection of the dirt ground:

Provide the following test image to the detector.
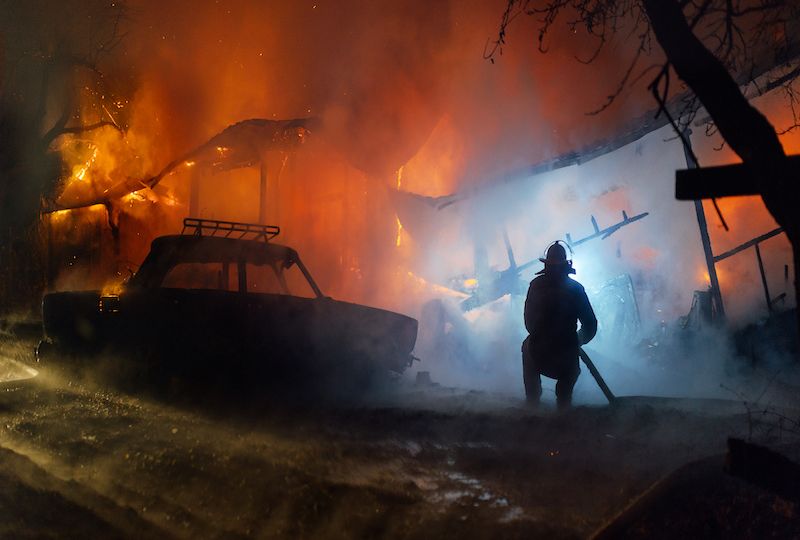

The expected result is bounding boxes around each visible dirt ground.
[1,333,798,539]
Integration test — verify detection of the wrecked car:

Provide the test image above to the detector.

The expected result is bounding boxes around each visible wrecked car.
[38,218,418,398]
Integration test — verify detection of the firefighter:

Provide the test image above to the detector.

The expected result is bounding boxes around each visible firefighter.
[522,241,597,408]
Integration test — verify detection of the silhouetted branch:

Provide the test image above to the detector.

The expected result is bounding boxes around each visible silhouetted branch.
[487,0,800,126]
[56,121,122,137]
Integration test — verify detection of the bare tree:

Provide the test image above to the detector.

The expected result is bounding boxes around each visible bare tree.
[487,0,800,344]
[0,0,127,311]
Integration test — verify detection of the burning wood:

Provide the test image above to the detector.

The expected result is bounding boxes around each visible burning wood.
[48,117,317,212]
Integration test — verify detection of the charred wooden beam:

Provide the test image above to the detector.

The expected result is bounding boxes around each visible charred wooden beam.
[675,155,800,200]
[565,211,649,247]
[682,131,725,321]
[712,228,784,263]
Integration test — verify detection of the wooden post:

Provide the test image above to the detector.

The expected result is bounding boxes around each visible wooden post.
[755,244,772,313]
[681,130,726,321]
[259,159,268,224]
[189,166,201,217]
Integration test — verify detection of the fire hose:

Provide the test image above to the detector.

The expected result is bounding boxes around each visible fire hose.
[579,347,616,405]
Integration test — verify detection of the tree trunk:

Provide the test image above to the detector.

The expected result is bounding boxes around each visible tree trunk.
[643,0,800,350]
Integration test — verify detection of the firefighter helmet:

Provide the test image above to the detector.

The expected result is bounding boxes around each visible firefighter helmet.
[536,241,575,275]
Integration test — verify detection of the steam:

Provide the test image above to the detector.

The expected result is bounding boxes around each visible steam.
[410,115,797,403]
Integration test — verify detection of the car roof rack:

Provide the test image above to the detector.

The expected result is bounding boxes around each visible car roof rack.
[182,217,280,242]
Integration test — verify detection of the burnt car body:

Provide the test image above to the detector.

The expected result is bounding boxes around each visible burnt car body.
[40,219,418,399]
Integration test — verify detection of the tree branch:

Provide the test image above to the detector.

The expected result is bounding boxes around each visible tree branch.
[44,120,122,146]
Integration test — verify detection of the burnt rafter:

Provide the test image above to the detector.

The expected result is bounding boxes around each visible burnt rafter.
[565,211,650,247]
[436,113,675,210]
[712,227,785,264]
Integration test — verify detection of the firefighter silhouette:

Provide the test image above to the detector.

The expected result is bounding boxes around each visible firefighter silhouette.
[522,241,597,408]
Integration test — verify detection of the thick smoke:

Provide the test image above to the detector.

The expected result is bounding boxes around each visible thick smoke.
[115,0,659,182]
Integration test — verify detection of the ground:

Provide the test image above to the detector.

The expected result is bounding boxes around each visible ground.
[1,332,799,539]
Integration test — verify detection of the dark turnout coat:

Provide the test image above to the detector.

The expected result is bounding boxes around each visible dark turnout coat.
[523,273,597,379]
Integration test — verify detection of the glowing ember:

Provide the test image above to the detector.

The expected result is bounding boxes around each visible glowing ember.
[71,148,98,182]
[100,281,125,297]
[49,209,71,222]
[123,192,148,204]
[395,216,404,248]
